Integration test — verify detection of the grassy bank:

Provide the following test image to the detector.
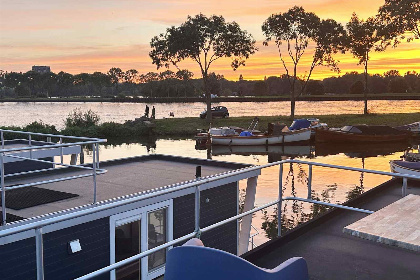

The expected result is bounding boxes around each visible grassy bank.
[1,113,419,140]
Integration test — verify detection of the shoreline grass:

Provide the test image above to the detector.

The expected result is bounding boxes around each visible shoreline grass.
[1,113,419,139]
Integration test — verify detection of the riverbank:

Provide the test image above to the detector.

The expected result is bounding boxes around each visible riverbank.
[1,93,419,103]
[2,113,418,139]
[154,113,420,136]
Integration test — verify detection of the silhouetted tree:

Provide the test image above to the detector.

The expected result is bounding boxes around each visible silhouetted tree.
[378,0,420,47]
[150,14,257,122]
[107,67,124,92]
[305,80,324,95]
[262,6,346,119]
[389,76,409,93]
[346,13,383,114]
[350,80,365,94]
[253,80,268,96]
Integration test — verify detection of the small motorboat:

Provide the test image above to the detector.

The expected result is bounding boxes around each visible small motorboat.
[315,125,411,143]
[390,147,420,177]
[211,123,311,146]
[390,160,420,177]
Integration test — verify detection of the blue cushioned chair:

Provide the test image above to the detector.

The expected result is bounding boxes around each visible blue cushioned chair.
[164,241,309,280]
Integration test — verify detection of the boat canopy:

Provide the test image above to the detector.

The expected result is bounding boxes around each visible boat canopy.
[239,131,253,136]
[289,119,311,131]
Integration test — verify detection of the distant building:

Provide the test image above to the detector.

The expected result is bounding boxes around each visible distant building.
[32,65,51,73]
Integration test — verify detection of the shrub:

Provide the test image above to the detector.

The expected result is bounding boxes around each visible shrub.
[65,108,100,128]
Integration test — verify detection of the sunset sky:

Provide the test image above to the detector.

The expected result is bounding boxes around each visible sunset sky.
[0,0,419,80]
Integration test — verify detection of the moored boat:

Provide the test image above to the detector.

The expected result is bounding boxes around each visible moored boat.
[390,160,420,177]
[315,125,411,143]
[211,127,311,146]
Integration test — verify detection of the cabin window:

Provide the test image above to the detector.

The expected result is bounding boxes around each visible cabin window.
[110,200,173,280]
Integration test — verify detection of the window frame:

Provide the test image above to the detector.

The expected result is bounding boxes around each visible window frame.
[110,200,173,280]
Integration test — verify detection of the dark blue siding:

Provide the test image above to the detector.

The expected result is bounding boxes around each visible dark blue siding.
[43,217,110,280]
[0,237,37,280]
[173,182,238,254]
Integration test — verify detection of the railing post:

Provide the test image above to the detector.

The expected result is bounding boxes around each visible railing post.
[92,144,97,204]
[194,185,201,236]
[29,134,33,159]
[96,143,100,169]
[1,131,4,149]
[278,163,283,237]
[402,177,407,197]
[59,137,63,164]
[307,164,312,199]
[35,227,45,280]
[1,152,6,225]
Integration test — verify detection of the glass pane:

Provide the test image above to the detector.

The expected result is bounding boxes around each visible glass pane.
[115,219,141,280]
[148,208,167,271]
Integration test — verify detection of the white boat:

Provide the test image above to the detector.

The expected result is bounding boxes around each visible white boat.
[390,160,420,177]
[211,128,311,146]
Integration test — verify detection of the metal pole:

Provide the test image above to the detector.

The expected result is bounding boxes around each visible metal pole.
[59,137,63,164]
[1,152,5,225]
[194,185,201,236]
[402,177,407,197]
[29,134,33,159]
[278,163,283,237]
[308,164,312,199]
[1,131,4,149]
[95,143,100,169]
[92,144,97,204]
[35,227,45,280]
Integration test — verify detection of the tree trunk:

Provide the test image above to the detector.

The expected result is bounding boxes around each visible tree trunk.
[364,52,368,115]
[204,74,212,125]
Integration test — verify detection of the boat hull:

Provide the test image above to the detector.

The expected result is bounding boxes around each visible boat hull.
[211,129,311,146]
[390,160,420,177]
[315,129,410,143]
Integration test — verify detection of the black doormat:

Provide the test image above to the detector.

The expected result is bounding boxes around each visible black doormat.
[0,187,79,210]
[0,211,24,223]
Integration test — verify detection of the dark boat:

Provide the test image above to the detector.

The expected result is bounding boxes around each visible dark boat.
[315,125,411,143]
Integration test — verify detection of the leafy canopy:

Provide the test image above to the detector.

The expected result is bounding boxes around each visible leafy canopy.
[378,0,420,46]
[346,13,383,65]
[262,6,346,85]
[149,14,257,76]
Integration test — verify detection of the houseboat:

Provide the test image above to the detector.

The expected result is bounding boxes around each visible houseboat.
[1,129,419,280]
[0,129,260,280]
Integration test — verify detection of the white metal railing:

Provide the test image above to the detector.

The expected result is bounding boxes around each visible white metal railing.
[0,129,107,226]
[0,157,419,280]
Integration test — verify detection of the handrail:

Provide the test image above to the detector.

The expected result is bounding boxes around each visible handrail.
[0,140,105,153]
[0,156,419,280]
[0,163,265,237]
[0,129,107,226]
[1,158,419,237]
[0,128,104,141]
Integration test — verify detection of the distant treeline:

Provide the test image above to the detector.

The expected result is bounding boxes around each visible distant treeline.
[0,68,419,99]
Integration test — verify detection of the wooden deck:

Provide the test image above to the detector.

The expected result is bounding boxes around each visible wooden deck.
[344,194,420,252]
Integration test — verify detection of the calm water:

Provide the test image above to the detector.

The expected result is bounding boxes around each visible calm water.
[75,138,418,247]
[1,100,419,129]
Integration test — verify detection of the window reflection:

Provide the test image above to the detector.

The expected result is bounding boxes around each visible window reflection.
[148,208,167,271]
[115,219,141,280]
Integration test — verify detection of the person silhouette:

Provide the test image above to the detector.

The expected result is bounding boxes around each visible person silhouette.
[151,106,156,119]
[145,105,149,118]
